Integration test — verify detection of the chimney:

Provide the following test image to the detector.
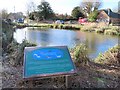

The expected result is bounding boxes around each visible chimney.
[107,8,111,25]
[107,8,111,16]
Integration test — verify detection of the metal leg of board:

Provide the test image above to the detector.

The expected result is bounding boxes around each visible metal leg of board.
[65,75,69,88]
[29,80,33,88]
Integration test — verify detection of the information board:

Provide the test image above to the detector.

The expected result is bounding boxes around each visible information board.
[23,46,76,79]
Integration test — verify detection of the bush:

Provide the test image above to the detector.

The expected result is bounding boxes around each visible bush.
[59,24,63,29]
[104,30,118,35]
[88,10,98,22]
[96,29,105,33]
[48,24,53,28]
[63,25,72,29]
[95,45,120,66]
[54,24,59,29]
[88,18,96,22]
[72,44,89,66]
[2,20,14,52]
[8,40,36,66]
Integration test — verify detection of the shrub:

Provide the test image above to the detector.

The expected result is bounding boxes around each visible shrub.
[72,44,89,66]
[88,10,98,22]
[8,40,36,66]
[96,29,105,33]
[59,24,63,29]
[63,25,72,29]
[95,45,120,66]
[2,20,14,52]
[104,30,118,35]
[54,24,59,29]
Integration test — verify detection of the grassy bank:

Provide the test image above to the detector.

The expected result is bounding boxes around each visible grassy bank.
[15,22,120,36]
[15,23,81,30]
[81,22,120,36]
[95,45,120,66]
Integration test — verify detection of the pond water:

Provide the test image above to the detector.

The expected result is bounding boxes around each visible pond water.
[14,27,119,59]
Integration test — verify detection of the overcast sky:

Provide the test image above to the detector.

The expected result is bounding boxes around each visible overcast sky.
[0,0,119,15]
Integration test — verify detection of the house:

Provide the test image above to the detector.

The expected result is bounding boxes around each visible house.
[97,9,120,25]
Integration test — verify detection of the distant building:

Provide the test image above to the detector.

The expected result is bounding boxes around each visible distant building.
[97,9,120,25]
[8,12,24,22]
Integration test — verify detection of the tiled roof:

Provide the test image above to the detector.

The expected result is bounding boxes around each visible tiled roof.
[102,9,120,19]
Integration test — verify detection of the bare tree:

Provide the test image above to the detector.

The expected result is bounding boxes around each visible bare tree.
[0,9,8,19]
[80,0,102,17]
[26,0,36,16]
[118,1,120,14]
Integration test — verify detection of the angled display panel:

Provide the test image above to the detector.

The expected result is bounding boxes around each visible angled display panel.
[23,46,76,79]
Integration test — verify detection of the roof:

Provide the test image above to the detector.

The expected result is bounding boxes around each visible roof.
[99,9,120,19]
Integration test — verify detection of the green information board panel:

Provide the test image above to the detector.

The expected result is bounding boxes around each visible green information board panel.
[23,46,76,79]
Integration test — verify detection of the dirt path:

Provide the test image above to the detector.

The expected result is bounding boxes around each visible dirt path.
[2,59,120,88]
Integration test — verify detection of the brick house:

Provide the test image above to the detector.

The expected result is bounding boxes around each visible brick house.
[97,9,120,25]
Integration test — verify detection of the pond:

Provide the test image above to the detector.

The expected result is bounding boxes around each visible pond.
[14,27,119,59]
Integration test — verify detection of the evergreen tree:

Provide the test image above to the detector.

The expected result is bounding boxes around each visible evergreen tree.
[37,0,54,20]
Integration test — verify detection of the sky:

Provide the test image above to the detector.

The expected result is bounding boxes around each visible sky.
[0,0,119,15]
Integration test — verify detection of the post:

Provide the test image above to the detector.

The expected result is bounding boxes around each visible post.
[29,80,33,88]
[65,75,68,88]
[25,30,27,40]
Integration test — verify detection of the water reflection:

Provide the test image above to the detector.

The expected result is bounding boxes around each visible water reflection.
[14,27,119,59]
